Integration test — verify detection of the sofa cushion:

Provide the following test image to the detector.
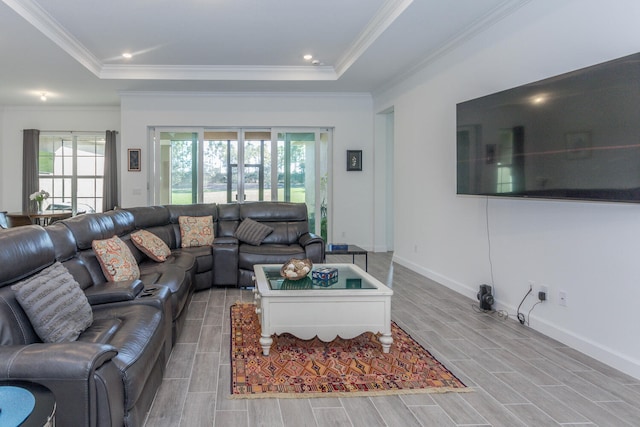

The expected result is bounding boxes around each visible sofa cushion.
[11,262,93,343]
[173,246,212,273]
[179,215,214,248]
[235,218,273,246]
[131,230,171,262]
[238,244,306,270]
[92,236,140,281]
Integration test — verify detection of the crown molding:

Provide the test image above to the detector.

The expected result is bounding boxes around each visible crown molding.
[3,0,103,76]
[101,64,337,81]
[335,0,413,78]
[3,105,119,112]
[119,91,372,99]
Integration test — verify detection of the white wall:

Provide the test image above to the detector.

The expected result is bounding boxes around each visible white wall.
[0,106,120,211]
[119,92,375,248]
[374,0,640,379]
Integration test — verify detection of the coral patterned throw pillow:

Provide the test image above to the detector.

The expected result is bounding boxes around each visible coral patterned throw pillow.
[131,229,171,262]
[92,235,140,281]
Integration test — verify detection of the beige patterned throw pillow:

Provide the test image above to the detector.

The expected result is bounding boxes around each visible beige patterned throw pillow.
[179,215,214,247]
[131,229,171,262]
[12,262,93,343]
[92,235,140,281]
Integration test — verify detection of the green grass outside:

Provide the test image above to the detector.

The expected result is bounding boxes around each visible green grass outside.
[171,188,307,204]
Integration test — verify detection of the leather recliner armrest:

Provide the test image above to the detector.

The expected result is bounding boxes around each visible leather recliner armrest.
[299,232,324,247]
[299,233,325,262]
[212,236,239,286]
[84,279,145,305]
[0,342,117,380]
[0,342,122,426]
[212,236,239,245]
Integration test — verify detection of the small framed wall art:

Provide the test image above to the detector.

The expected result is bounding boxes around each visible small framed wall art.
[347,150,362,171]
[128,148,141,171]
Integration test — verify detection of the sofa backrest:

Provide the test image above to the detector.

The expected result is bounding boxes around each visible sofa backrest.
[103,210,136,236]
[216,203,240,238]
[127,206,171,230]
[238,202,309,245]
[126,205,177,253]
[0,226,55,286]
[62,213,118,250]
[0,226,55,345]
[56,212,136,288]
[166,203,217,222]
[126,204,218,250]
[45,222,97,290]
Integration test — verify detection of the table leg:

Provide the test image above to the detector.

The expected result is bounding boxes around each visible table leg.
[259,335,273,356]
[379,333,393,353]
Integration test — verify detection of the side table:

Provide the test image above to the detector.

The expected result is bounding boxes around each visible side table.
[0,380,55,426]
[325,244,368,271]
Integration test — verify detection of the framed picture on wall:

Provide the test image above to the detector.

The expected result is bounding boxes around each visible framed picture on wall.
[128,148,141,171]
[347,150,362,171]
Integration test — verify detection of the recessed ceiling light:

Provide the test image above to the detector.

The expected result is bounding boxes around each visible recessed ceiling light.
[303,54,313,61]
[40,93,47,101]
[122,52,133,59]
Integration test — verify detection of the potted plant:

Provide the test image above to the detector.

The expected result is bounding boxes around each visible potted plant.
[29,190,50,213]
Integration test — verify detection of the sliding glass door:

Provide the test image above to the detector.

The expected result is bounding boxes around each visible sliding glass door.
[202,130,238,203]
[156,131,199,205]
[152,127,331,239]
[243,131,272,202]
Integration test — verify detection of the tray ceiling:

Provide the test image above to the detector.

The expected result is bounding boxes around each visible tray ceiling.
[0,0,528,105]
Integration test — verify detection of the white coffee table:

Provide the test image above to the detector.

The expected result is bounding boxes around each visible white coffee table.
[253,263,393,356]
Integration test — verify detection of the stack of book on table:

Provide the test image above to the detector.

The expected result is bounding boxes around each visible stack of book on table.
[328,243,348,251]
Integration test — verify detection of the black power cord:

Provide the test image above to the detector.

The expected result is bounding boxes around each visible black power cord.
[471,303,510,320]
[527,301,542,325]
[516,286,532,324]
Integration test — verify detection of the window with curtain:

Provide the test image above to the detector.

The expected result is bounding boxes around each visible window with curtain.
[38,133,105,213]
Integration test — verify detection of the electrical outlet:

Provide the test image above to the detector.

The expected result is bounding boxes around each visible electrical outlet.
[559,290,567,306]
[540,285,549,302]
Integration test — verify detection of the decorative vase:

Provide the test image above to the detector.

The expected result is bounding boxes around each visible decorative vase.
[37,200,43,214]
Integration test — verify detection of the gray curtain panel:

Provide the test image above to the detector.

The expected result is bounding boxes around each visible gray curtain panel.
[103,130,119,211]
[22,129,39,212]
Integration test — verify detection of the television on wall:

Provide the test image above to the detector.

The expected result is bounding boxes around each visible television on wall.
[456,52,640,203]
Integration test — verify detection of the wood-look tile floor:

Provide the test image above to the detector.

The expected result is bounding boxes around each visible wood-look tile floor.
[143,252,640,426]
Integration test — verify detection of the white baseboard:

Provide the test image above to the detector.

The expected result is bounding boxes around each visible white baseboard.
[391,254,640,381]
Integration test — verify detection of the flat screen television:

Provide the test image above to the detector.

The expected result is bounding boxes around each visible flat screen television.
[456,52,640,203]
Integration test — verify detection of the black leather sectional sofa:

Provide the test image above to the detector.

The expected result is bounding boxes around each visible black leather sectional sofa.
[0,201,324,426]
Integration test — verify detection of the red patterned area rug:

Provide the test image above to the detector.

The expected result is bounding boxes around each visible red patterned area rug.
[230,303,468,398]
